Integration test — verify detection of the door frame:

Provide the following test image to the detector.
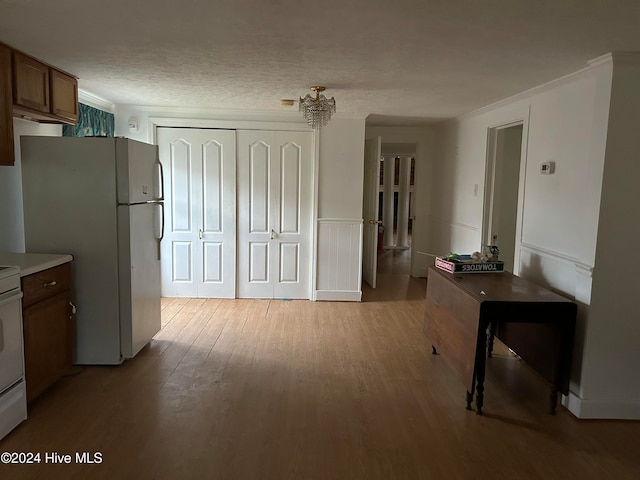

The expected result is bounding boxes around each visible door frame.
[362,136,382,288]
[149,117,318,300]
[481,117,529,276]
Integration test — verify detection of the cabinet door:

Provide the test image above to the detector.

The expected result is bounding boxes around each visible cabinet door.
[0,44,13,166]
[50,69,78,123]
[23,291,73,402]
[12,51,50,114]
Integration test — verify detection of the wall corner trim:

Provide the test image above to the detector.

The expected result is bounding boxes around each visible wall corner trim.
[564,392,640,420]
[315,290,362,302]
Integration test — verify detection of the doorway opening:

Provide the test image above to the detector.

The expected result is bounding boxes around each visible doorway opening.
[378,155,415,275]
[362,139,417,289]
[482,123,524,273]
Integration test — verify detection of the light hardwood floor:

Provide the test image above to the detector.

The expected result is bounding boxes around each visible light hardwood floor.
[1,260,639,479]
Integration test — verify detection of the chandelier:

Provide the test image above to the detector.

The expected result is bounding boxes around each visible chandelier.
[299,86,336,129]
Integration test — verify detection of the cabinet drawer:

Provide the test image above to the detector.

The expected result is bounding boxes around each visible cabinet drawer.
[22,262,71,308]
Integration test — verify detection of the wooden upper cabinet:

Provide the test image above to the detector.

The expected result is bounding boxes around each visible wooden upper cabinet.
[11,48,78,125]
[0,44,14,166]
[0,43,78,166]
[13,51,50,114]
[50,69,78,122]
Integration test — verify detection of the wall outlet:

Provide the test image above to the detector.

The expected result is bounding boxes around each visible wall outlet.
[540,161,555,174]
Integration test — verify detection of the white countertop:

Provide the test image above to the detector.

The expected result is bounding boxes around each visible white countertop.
[0,252,73,277]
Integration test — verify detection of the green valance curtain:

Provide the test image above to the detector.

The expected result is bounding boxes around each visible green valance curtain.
[62,103,115,137]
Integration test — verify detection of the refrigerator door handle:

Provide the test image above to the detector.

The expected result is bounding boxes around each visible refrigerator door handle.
[155,157,165,201]
[157,202,165,261]
[159,202,165,242]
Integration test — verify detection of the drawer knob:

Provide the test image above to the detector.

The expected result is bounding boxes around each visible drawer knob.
[43,281,57,287]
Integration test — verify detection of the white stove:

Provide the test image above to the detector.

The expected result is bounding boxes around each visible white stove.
[0,265,20,281]
[0,263,27,441]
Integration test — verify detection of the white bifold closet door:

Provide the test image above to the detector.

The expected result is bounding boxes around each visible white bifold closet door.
[157,127,236,298]
[236,130,313,299]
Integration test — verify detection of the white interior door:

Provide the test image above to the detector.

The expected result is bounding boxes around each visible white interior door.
[157,128,236,297]
[362,136,382,288]
[237,130,313,299]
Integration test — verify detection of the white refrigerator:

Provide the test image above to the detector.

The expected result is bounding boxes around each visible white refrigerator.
[20,136,164,365]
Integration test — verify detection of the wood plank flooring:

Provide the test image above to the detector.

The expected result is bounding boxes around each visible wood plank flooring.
[1,269,639,479]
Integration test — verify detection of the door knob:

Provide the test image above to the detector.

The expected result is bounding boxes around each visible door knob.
[198,229,203,240]
[270,229,276,240]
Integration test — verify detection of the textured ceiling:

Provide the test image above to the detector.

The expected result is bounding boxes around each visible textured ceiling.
[1,0,640,126]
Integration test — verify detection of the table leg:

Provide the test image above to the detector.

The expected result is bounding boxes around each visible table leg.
[487,321,497,358]
[476,382,484,415]
[475,337,487,415]
[466,367,476,411]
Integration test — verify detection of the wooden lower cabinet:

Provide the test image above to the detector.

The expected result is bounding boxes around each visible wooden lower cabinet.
[21,263,73,403]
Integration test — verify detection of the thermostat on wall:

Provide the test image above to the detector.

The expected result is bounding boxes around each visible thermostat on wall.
[128,117,138,132]
[540,161,555,174]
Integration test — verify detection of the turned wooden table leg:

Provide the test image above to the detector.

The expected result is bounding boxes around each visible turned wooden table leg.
[475,343,487,415]
[466,390,474,411]
[487,321,497,358]
[476,383,484,415]
[466,370,476,411]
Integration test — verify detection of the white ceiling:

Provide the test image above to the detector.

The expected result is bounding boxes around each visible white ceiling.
[1,0,640,126]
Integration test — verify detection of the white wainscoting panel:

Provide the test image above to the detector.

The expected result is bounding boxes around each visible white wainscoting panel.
[316,219,363,301]
[517,242,604,418]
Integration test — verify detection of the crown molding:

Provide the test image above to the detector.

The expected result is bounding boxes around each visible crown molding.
[78,89,115,113]
[587,53,613,68]
[115,103,366,122]
[455,53,620,123]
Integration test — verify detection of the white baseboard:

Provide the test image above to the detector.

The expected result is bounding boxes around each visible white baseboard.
[564,392,640,419]
[315,290,362,302]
